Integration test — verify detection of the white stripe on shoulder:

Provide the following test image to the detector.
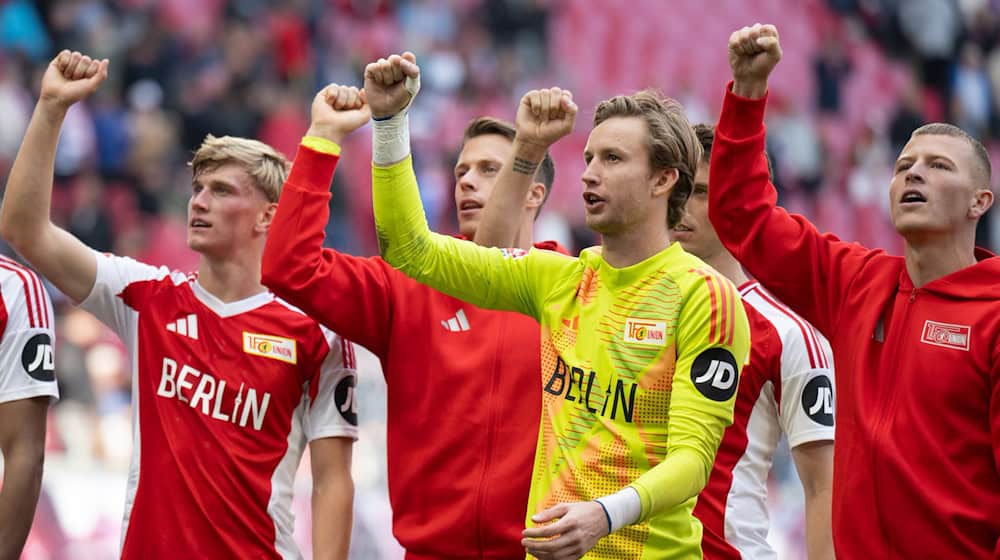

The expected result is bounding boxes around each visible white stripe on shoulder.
[742,285,825,369]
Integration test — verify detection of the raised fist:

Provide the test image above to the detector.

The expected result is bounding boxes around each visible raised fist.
[39,50,109,110]
[363,52,420,119]
[515,87,578,149]
[307,84,372,144]
[728,24,782,97]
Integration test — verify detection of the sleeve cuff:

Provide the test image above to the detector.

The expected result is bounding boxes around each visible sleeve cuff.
[286,143,341,194]
[302,136,342,156]
[717,80,768,141]
[372,155,414,176]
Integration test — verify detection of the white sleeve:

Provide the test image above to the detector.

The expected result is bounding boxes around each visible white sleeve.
[303,328,359,441]
[78,250,172,338]
[779,327,836,448]
[0,279,58,403]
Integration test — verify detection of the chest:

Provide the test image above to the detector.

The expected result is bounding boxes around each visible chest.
[836,287,996,419]
[129,293,318,431]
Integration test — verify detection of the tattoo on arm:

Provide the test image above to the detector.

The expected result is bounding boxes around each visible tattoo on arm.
[512,157,540,176]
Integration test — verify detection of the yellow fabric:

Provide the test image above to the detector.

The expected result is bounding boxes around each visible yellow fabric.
[301,136,342,156]
[373,158,750,559]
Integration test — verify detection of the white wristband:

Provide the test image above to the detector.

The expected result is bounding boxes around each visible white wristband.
[371,74,421,167]
[595,487,642,533]
[372,112,411,166]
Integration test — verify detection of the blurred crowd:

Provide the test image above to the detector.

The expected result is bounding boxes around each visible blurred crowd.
[0,0,998,557]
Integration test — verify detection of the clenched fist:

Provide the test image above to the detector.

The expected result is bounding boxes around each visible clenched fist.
[363,52,420,119]
[515,87,578,150]
[39,50,109,111]
[306,84,372,144]
[728,24,781,99]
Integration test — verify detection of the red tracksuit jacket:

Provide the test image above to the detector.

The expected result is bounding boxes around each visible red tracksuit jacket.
[262,145,565,559]
[709,86,1000,559]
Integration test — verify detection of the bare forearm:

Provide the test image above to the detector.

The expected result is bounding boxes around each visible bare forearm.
[0,102,65,250]
[731,78,768,99]
[0,454,44,560]
[804,488,834,560]
[311,479,354,560]
[473,139,548,249]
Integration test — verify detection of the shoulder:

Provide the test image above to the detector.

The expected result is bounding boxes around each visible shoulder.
[741,282,830,371]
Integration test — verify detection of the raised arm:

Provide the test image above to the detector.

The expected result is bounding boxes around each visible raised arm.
[261,85,401,356]
[0,51,108,303]
[473,88,577,249]
[709,25,874,334]
[365,53,566,317]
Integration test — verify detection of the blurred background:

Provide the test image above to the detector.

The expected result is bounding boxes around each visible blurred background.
[1,0,998,557]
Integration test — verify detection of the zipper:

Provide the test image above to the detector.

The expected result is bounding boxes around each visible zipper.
[870,287,918,556]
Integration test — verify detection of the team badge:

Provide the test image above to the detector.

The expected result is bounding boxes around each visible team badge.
[920,321,971,351]
[623,318,666,346]
[243,332,297,364]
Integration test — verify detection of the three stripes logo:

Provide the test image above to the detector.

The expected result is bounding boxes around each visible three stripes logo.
[441,309,471,332]
[166,314,199,340]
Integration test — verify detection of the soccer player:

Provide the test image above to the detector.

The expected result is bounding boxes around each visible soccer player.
[674,124,835,560]
[0,50,358,559]
[711,24,1000,558]
[0,257,57,560]
[260,82,568,557]
[366,53,750,558]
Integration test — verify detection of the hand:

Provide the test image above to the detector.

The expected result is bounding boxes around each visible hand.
[522,501,608,560]
[306,84,372,144]
[728,23,781,99]
[39,50,109,112]
[363,52,420,119]
[515,87,578,150]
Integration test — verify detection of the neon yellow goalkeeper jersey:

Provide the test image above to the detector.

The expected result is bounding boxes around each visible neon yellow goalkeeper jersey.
[373,159,750,559]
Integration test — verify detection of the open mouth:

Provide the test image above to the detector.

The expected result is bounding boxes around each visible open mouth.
[459,200,482,211]
[673,224,693,233]
[190,218,212,228]
[583,192,606,210]
[899,190,927,205]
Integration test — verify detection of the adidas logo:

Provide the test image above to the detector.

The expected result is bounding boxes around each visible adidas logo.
[166,314,199,340]
[441,309,471,332]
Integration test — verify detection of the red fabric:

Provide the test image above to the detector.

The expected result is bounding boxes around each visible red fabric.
[710,84,1000,559]
[694,303,782,560]
[263,145,569,558]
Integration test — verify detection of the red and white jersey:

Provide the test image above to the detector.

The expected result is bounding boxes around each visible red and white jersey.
[79,251,358,559]
[695,281,835,560]
[0,255,57,404]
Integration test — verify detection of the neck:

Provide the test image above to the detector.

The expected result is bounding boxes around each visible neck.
[601,220,671,268]
[196,248,267,303]
[701,248,750,286]
[512,213,537,250]
[903,231,977,288]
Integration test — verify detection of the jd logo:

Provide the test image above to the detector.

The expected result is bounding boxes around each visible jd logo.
[335,376,358,426]
[22,333,55,382]
[691,348,739,402]
[802,375,835,426]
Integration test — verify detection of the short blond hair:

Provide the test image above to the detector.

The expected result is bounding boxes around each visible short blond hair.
[189,135,290,203]
[594,90,701,229]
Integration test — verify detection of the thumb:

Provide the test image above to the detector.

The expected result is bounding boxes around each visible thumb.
[400,51,419,78]
[756,36,779,50]
[531,503,569,524]
[87,59,109,88]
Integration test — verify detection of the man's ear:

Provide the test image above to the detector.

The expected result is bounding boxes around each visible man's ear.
[525,182,546,212]
[969,188,994,219]
[651,167,679,198]
[258,202,278,233]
